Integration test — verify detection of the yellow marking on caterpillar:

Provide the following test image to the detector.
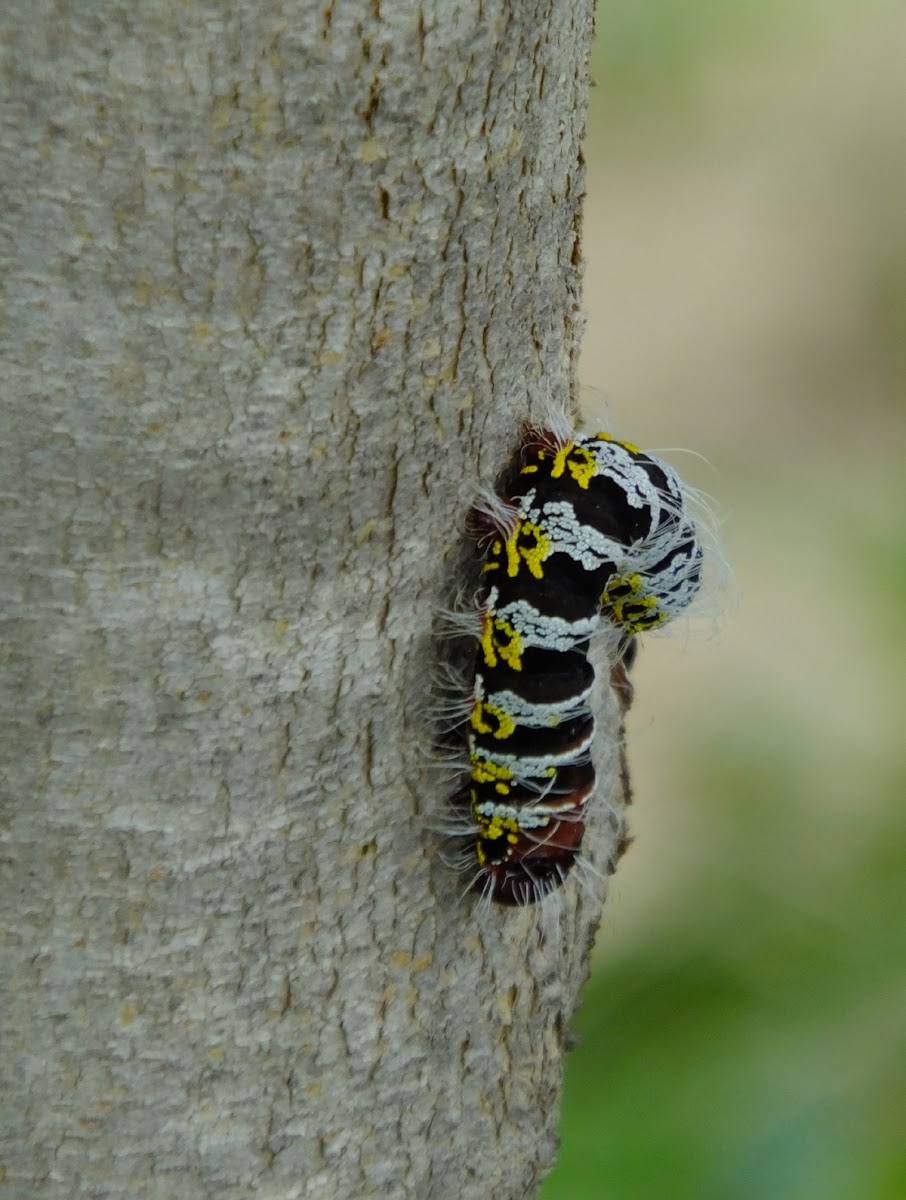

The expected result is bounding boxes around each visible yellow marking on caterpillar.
[482,537,504,574]
[480,604,525,670]
[602,574,666,633]
[489,616,524,671]
[471,699,516,740]
[504,525,522,577]
[503,519,550,580]
[475,811,522,852]
[596,431,641,455]
[548,441,577,480]
[520,446,548,475]
[470,758,513,785]
[619,605,667,633]
[602,572,644,601]
[480,612,498,668]
[546,440,603,489]
[565,445,598,489]
[470,700,493,736]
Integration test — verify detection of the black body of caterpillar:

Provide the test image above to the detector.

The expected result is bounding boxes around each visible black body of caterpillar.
[457,428,704,906]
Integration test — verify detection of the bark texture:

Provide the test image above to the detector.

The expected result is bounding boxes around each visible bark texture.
[0,2,626,1197]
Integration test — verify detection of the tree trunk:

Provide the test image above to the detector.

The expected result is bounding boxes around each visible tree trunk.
[0,2,625,1197]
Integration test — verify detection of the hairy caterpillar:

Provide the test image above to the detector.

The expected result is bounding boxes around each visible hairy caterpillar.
[451,427,706,906]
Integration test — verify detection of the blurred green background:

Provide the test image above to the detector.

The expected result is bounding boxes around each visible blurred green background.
[542,2,906,1197]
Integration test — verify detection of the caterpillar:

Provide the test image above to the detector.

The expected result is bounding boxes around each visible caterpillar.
[452,426,706,906]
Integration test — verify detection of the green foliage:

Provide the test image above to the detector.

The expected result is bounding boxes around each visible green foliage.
[591,0,858,103]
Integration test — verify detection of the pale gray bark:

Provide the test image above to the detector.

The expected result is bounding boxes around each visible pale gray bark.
[0,2,627,1197]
